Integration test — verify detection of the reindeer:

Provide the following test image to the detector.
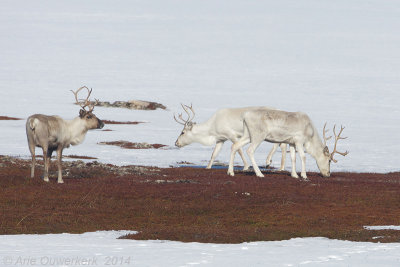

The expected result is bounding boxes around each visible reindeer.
[174,104,287,170]
[26,86,104,183]
[227,109,348,179]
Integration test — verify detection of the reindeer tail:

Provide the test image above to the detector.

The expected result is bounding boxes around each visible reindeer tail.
[27,117,39,131]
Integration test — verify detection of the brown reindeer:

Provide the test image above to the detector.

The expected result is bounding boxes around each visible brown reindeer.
[26,86,104,183]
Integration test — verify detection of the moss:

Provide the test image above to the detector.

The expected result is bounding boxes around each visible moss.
[1,155,400,243]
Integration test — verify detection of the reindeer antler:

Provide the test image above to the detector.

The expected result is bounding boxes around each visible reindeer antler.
[88,98,99,112]
[174,103,195,125]
[71,86,94,111]
[330,125,349,163]
[323,122,332,146]
[173,113,186,125]
[182,103,195,122]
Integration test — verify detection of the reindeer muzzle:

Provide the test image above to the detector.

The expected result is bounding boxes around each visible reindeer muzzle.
[98,120,105,129]
[175,140,181,148]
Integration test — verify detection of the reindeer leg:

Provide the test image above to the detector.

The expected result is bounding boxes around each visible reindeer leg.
[289,145,299,179]
[228,137,250,176]
[29,143,35,178]
[247,140,264,178]
[296,143,308,180]
[238,148,250,171]
[231,136,250,171]
[266,143,279,168]
[56,146,64,184]
[42,147,50,182]
[207,142,224,169]
[279,143,287,171]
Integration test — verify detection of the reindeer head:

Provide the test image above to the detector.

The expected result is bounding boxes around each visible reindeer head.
[174,104,196,147]
[317,123,349,177]
[71,86,104,129]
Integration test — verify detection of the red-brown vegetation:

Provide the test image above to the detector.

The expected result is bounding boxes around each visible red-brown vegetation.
[34,155,98,160]
[98,141,167,149]
[0,155,400,243]
[102,120,144,125]
[64,155,98,160]
[0,116,22,120]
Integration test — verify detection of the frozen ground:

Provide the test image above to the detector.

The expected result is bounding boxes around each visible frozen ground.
[1,0,400,265]
[1,230,400,267]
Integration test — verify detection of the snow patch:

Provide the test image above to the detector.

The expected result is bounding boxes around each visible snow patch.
[1,233,400,266]
[364,226,400,231]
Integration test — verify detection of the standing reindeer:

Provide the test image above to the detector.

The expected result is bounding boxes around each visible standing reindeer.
[227,109,348,179]
[26,86,104,183]
[174,104,287,170]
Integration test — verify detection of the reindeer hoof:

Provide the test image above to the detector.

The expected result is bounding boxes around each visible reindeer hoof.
[291,174,299,179]
[44,178,50,182]
[227,170,235,177]
[256,173,265,178]
[58,180,64,184]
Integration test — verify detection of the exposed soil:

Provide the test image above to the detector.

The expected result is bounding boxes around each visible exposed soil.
[0,116,22,120]
[102,120,144,125]
[1,155,400,244]
[98,141,167,149]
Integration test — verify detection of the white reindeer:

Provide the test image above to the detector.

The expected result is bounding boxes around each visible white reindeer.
[227,109,348,179]
[26,86,104,183]
[174,104,287,170]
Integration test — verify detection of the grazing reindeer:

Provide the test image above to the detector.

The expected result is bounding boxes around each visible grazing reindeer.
[227,109,348,179]
[174,104,287,170]
[26,86,104,183]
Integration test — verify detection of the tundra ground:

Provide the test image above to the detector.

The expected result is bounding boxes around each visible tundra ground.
[0,155,399,243]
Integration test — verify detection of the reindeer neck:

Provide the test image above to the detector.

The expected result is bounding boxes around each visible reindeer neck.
[191,120,217,146]
[65,117,90,146]
[305,131,325,159]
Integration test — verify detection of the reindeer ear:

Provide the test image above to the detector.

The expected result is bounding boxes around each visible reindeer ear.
[186,122,194,130]
[323,146,330,156]
[79,109,86,118]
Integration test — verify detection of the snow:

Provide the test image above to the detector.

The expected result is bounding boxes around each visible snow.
[1,0,400,265]
[0,231,399,267]
[364,226,400,231]
[1,0,400,173]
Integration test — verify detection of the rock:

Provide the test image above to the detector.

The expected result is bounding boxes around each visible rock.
[77,99,167,110]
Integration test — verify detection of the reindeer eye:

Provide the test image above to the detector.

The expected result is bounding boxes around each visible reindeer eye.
[87,115,92,119]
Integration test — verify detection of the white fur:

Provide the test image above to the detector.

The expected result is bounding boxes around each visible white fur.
[227,109,333,179]
[175,107,287,170]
